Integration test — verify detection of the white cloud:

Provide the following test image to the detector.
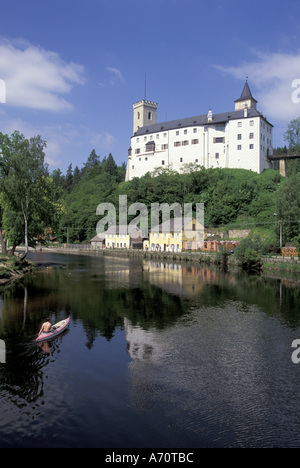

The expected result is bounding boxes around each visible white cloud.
[99,67,124,87]
[215,50,300,122]
[89,130,116,149]
[0,38,85,111]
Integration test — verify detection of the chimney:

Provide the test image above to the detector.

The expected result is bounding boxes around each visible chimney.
[207,109,213,122]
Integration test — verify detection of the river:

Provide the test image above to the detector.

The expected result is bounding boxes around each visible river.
[0,250,300,448]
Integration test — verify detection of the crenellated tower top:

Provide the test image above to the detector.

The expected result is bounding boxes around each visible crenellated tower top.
[133,100,158,134]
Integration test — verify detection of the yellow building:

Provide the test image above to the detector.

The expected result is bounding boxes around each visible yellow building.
[105,225,142,249]
[146,217,204,252]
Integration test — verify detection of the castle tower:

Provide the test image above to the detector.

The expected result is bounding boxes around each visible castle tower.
[234,80,257,111]
[133,100,157,134]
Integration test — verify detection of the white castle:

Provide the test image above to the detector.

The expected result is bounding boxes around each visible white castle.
[125,81,273,181]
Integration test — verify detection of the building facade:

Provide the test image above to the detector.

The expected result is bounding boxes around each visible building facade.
[143,217,204,253]
[125,81,273,181]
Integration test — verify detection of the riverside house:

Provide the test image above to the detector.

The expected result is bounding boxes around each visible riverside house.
[94,225,143,249]
[144,217,204,252]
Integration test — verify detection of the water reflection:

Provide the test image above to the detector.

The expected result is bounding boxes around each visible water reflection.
[1,252,300,447]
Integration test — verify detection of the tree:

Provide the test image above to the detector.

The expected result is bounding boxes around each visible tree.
[0,131,57,256]
[284,117,300,151]
[234,234,263,272]
[103,153,118,177]
[64,163,73,192]
[275,173,300,243]
[82,149,101,177]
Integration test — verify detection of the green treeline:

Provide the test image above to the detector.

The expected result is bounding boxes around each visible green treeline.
[53,150,300,253]
[2,125,300,267]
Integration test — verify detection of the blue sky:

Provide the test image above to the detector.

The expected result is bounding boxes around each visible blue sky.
[1,0,300,173]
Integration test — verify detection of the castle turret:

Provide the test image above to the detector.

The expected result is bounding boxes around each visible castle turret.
[234,80,257,111]
[133,100,157,134]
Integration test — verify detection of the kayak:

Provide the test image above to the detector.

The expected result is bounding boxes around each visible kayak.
[36,317,70,343]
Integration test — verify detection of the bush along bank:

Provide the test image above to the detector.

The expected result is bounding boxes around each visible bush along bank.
[0,254,35,284]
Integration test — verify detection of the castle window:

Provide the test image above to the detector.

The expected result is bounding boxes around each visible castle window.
[148,112,152,120]
[182,140,189,146]
[249,133,254,139]
[237,145,242,150]
[250,120,254,126]
[215,153,219,159]
[180,158,183,162]
[237,122,242,127]
[237,134,242,140]
[249,144,254,149]
[193,128,197,133]
[138,112,140,119]
[174,141,181,147]
[192,139,199,145]
[162,160,165,165]
[184,129,187,134]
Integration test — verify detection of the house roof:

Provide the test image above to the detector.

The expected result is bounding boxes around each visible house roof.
[133,82,271,137]
[151,217,201,233]
[133,106,270,137]
[90,234,105,242]
[95,225,142,237]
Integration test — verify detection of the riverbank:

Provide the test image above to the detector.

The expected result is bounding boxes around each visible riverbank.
[0,254,35,285]
[38,246,300,276]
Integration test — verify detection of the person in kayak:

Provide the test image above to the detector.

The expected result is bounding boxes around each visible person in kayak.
[38,318,52,335]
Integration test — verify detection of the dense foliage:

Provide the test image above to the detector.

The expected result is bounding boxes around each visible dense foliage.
[2,118,300,262]
[52,153,291,251]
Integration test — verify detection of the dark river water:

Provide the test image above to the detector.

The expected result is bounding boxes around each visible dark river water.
[1,251,300,448]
